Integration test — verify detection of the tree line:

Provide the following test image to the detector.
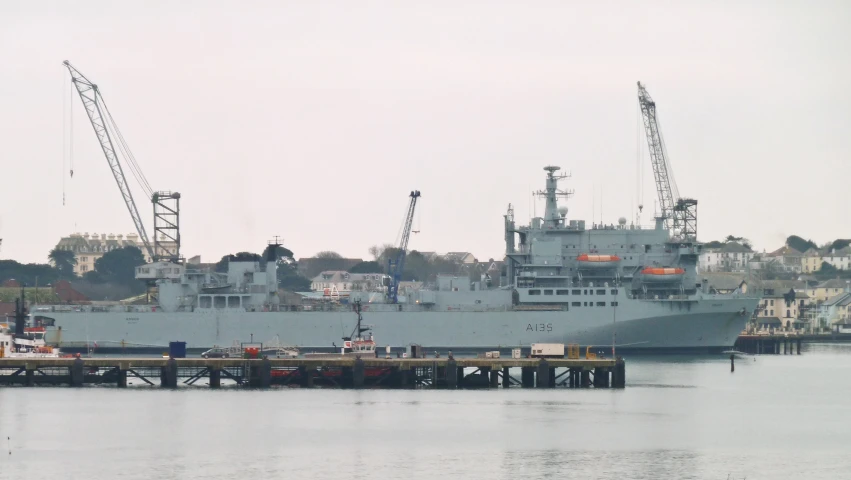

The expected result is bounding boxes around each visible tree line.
[0,246,147,294]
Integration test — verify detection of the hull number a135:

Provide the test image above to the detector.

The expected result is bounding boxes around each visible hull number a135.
[527,323,553,332]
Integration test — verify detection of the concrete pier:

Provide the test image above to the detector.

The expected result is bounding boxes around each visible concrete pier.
[0,357,623,390]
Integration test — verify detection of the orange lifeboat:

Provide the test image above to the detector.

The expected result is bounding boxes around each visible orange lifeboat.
[640,267,685,282]
[576,254,621,269]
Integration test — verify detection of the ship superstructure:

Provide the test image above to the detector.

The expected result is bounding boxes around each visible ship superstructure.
[25,167,758,354]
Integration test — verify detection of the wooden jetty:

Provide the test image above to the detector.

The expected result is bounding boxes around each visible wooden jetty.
[0,357,625,390]
[735,334,802,355]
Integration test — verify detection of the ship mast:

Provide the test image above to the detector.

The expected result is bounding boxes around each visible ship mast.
[534,166,573,228]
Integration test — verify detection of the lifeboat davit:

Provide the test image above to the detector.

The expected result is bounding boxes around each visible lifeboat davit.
[640,267,685,282]
[577,254,621,269]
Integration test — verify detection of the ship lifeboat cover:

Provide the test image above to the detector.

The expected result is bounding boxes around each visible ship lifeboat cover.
[577,254,621,262]
[576,254,621,268]
[640,267,685,275]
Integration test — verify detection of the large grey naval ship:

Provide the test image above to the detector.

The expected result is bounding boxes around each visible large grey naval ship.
[29,166,758,354]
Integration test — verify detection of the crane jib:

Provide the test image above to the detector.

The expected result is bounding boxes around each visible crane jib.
[387,190,421,304]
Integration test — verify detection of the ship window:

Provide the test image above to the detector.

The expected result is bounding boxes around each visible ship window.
[584,290,588,295]
[611,289,618,295]
[596,302,606,307]
[228,296,240,308]
[529,289,541,295]
[544,290,553,295]
[556,290,569,295]
[572,289,581,295]
[572,302,581,307]
[596,289,606,295]
[200,296,212,308]
[584,302,588,306]
[611,301,619,306]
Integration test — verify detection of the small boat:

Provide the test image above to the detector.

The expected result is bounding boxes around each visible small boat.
[304,300,376,359]
[261,335,300,358]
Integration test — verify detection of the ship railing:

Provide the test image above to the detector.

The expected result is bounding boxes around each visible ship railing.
[31,304,163,314]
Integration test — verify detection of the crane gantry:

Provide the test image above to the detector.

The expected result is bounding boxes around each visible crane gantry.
[637,81,697,241]
[64,61,181,263]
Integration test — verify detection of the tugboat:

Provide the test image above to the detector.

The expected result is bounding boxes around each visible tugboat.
[304,300,376,358]
[0,288,62,358]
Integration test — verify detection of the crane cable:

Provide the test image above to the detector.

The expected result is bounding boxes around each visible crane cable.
[62,69,66,206]
[100,95,154,198]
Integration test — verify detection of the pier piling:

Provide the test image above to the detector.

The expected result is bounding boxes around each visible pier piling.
[353,358,365,388]
[502,367,510,388]
[445,360,457,388]
[248,358,271,388]
[536,360,551,388]
[594,367,610,388]
[70,358,84,387]
[160,358,178,388]
[521,367,535,388]
[612,360,626,388]
[581,369,591,388]
[489,368,499,388]
[209,369,221,388]
[116,369,127,388]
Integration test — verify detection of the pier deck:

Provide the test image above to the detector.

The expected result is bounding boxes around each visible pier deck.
[0,357,624,390]
[735,334,802,355]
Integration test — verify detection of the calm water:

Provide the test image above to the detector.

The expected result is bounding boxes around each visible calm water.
[1,344,850,479]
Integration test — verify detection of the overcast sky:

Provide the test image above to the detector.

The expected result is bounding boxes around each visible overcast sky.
[1,0,849,264]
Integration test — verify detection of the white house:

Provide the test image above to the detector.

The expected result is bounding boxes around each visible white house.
[699,242,755,273]
[310,271,388,295]
[820,246,851,271]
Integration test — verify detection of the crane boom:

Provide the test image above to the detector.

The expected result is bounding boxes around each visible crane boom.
[64,61,155,260]
[637,81,679,231]
[387,190,421,303]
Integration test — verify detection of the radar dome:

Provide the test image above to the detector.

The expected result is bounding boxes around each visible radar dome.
[558,207,568,217]
[618,217,627,225]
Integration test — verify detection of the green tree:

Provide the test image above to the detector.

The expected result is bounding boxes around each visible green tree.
[48,248,77,279]
[259,245,312,291]
[0,260,59,286]
[349,261,382,273]
[786,235,818,253]
[215,252,262,273]
[829,239,851,251]
[818,261,838,275]
[93,246,146,291]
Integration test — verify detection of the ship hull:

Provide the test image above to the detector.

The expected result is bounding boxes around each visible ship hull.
[43,297,756,354]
